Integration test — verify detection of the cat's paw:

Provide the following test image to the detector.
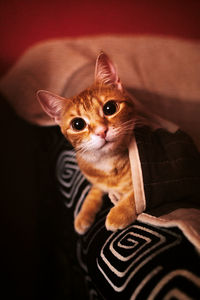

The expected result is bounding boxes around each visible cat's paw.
[74,213,95,235]
[105,206,137,232]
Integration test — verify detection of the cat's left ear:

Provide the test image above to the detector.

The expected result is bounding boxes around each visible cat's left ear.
[95,51,123,91]
[36,90,66,124]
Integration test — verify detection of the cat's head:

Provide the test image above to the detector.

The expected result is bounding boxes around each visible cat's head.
[37,52,136,158]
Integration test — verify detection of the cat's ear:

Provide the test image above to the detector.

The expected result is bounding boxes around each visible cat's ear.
[95,51,123,91]
[36,90,65,124]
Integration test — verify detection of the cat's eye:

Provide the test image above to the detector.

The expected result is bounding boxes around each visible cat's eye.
[103,101,118,116]
[71,118,86,131]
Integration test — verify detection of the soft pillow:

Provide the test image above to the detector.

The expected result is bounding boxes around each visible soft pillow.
[0,35,199,147]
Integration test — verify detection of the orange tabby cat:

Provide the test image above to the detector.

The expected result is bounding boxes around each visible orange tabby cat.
[37,52,137,234]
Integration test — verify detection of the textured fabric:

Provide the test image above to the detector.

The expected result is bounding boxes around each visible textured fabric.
[128,126,200,250]
[134,127,200,213]
[56,145,200,299]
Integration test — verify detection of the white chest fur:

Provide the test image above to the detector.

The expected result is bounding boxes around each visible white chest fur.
[94,156,115,172]
[79,151,116,173]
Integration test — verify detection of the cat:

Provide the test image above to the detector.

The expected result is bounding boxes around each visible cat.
[37,52,138,235]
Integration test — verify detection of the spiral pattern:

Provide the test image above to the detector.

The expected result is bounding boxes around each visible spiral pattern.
[56,149,91,214]
[55,149,200,299]
[97,224,182,293]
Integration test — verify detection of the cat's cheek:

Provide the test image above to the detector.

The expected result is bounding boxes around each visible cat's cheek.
[65,134,76,147]
[66,132,86,148]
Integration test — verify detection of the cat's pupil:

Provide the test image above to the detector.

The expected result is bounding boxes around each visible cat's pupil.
[103,101,117,116]
[71,118,86,131]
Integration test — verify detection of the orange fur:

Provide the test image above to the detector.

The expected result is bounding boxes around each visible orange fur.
[37,52,137,234]
[60,84,137,234]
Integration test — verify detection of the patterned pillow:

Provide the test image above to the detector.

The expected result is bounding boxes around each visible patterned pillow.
[56,144,200,299]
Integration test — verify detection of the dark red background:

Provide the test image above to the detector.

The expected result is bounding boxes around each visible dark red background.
[0,0,200,76]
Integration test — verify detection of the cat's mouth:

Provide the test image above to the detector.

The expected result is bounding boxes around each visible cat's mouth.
[88,134,117,152]
[99,138,115,150]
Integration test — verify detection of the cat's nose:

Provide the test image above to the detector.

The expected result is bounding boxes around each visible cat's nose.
[95,125,108,139]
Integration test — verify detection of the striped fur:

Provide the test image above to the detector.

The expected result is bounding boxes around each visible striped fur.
[60,83,137,234]
[37,52,137,234]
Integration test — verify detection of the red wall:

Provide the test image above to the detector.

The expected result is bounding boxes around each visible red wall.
[0,0,200,75]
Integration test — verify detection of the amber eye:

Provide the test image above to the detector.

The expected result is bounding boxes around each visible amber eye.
[103,101,118,116]
[71,118,86,131]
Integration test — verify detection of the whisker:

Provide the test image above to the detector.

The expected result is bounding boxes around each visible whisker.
[77,138,99,154]
[111,119,135,136]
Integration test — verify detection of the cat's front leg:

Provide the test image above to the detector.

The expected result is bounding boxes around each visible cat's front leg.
[74,186,104,234]
[105,191,136,231]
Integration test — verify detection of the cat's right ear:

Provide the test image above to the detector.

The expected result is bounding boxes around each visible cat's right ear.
[95,51,123,91]
[36,90,65,124]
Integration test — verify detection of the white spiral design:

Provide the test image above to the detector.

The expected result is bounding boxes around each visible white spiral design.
[56,149,91,210]
[97,225,182,293]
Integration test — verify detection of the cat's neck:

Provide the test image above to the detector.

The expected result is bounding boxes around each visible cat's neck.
[76,149,129,173]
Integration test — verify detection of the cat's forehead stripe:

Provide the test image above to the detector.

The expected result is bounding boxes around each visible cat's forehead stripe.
[91,97,103,105]
[75,95,103,111]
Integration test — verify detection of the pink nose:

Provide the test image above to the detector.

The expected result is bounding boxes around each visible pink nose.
[95,125,108,139]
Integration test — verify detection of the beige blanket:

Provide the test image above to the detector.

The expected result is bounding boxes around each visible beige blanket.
[0,35,200,149]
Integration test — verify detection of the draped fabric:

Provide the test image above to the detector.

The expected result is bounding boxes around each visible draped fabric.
[56,141,200,299]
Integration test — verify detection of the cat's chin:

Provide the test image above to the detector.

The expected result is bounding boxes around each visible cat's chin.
[100,140,116,152]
